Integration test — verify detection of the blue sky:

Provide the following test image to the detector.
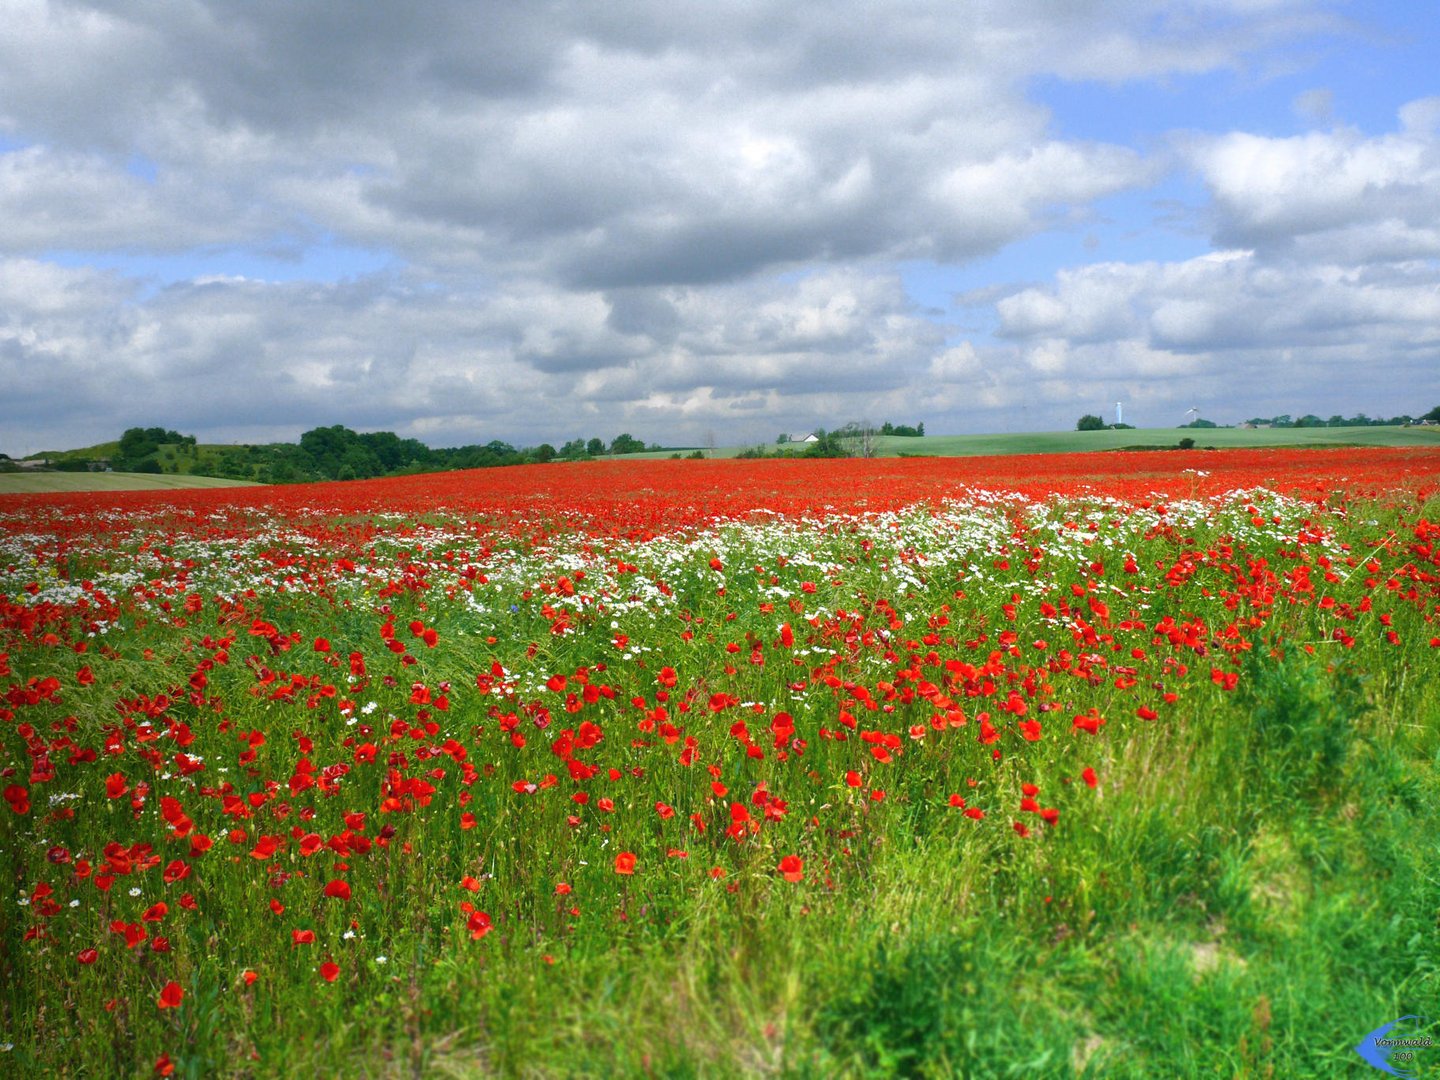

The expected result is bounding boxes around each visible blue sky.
[1,0,1437,455]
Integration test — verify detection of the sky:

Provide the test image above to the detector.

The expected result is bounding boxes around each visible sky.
[2,0,1438,455]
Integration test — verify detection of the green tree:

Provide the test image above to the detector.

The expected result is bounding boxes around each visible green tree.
[586,438,605,456]
[1076,414,1105,431]
[802,429,848,458]
[609,433,646,455]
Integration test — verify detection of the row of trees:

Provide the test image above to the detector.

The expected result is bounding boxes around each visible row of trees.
[1243,411,1436,427]
[777,420,924,444]
[1081,408,1440,432]
[92,426,668,484]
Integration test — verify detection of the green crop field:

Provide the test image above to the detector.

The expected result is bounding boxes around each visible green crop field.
[880,424,1440,456]
[624,425,1440,460]
[0,472,260,494]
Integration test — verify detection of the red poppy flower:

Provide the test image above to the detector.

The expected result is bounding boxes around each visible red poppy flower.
[778,855,804,882]
[614,851,637,875]
[157,981,184,1009]
[318,961,340,982]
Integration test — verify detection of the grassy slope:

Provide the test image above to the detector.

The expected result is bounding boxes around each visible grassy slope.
[0,472,260,494]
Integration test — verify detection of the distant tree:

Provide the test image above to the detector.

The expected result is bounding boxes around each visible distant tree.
[1076,414,1105,431]
[880,421,894,436]
[917,422,924,436]
[1422,405,1440,423]
[532,443,556,463]
[1177,437,1196,450]
[559,438,587,458]
[609,433,646,455]
[586,437,605,456]
[776,433,790,444]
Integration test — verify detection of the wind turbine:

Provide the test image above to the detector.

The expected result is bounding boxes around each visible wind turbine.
[1185,407,1198,426]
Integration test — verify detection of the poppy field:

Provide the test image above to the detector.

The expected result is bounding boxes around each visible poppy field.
[3,449,1439,1077]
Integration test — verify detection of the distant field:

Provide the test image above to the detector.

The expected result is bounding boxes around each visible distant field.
[0,471,260,494]
[626,425,1440,459]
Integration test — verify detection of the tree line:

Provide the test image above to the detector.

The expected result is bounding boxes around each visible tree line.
[1239,410,1436,428]
[53,426,666,484]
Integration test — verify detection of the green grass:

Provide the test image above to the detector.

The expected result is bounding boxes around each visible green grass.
[0,471,261,494]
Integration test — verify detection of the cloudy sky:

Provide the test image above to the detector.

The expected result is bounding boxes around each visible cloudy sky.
[2,0,1438,454]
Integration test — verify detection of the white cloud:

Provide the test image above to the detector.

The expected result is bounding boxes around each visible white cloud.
[1,1,1435,451]
[1186,98,1440,259]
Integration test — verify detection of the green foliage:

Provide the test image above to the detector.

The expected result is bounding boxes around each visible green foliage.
[802,428,849,457]
[609,432,647,455]
[115,426,195,470]
[878,421,925,437]
[1241,652,1363,802]
[1077,414,1106,431]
